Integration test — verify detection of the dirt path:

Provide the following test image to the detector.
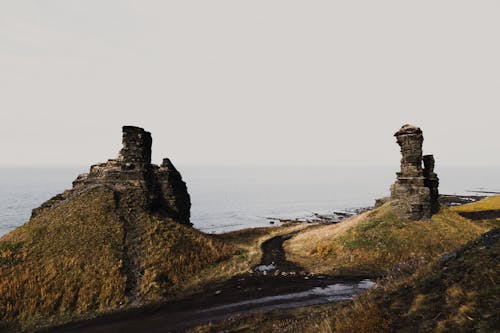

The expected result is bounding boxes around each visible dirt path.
[256,232,304,273]
[46,231,372,333]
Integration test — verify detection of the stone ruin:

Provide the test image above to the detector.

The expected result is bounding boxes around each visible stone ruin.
[389,124,440,220]
[33,126,191,226]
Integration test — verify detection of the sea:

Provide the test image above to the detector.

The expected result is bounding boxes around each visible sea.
[0,166,498,237]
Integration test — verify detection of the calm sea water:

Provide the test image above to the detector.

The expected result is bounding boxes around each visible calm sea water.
[0,166,498,236]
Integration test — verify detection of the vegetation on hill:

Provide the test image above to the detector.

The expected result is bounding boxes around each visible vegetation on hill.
[191,196,500,333]
[191,227,499,333]
[338,227,500,333]
[451,195,500,212]
[286,203,488,276]
[2,185,498,333]
[165,223,313,299]
[0,187,236,332]
[451,195,500,228]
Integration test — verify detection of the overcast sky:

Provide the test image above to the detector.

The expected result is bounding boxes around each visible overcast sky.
[1,1,499,167]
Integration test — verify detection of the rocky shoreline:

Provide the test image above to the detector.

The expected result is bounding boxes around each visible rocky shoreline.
[269,194,486,226]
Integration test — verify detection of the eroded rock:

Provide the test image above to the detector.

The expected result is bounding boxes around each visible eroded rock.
[33,126,191,226]
[390,124,440,220]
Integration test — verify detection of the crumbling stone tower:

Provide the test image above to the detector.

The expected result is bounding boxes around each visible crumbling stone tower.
[390,124,440,220]
[119,126,152,168]
[70,126,192,226]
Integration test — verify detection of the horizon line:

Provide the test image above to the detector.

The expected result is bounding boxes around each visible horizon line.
[0,164,498,168]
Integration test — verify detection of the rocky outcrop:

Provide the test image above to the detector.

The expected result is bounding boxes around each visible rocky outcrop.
[0,126,242,333]
[390,124,439,220]
[32,126,191,226]
[156,158,192,225]
[423,154,440,214]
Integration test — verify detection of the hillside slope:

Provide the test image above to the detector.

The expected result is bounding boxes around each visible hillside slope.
[320,227,500,333]
[286,203,488,276]
[194,227,499,333]
[0,186,236,332]
[190,197,499,333]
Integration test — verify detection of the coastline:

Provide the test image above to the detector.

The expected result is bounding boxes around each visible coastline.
[3,165,499,237]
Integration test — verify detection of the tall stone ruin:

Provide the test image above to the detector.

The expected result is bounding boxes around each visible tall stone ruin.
[33,126,191,226]
[390,124,440,220]
[423,154,440,214]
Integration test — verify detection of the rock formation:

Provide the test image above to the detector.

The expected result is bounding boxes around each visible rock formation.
[423,154,440,214]
[390,124,439,220]
[32,126,191,226]
[1,126,237,331]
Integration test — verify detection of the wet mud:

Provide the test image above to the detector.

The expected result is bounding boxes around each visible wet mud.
[47,233,373,333]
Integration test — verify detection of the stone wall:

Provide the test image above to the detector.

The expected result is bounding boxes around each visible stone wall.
[390,124,439,220]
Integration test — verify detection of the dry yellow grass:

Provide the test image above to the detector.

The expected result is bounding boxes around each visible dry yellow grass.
[286,203,488,275]
[0,188,126,330]
[131,212,236,302]
[285,212,369,272]
[451,194,500,212]
[191,225,500,333]
[159,223,313,299]
[4,191,497,332]
[0,187,237,331]
[0,185,313,332]
[320,227,500,333]
[191,197,499,333]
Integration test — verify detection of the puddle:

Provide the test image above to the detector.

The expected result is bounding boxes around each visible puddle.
[198,279,375,314]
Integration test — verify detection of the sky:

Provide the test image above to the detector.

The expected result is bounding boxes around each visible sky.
[1,1,499,167]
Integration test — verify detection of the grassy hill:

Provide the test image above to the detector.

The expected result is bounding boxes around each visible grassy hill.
[0,187,237,332]
[451,195,500,212]
[192,226,499,333]
[2,185,498,332]
[191,196,500,332]
[286,203,488,276]
[342,227,499,333]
